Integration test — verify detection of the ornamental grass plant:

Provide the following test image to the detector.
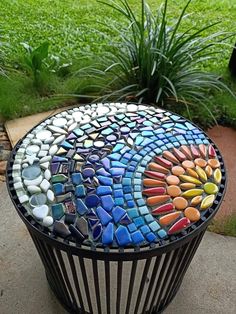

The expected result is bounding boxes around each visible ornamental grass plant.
[78,0,235,119]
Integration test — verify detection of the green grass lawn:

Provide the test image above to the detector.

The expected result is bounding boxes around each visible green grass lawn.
[208,215,236,237]
[0,0,236,124]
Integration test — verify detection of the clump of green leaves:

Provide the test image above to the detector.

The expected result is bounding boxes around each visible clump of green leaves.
[21,42,71,95]
[21,42,50,95]
[80,0,235,121]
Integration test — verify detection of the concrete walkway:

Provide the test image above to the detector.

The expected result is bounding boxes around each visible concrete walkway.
[0,182,235,314]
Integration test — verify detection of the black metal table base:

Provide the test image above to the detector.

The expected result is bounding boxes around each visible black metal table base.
[29,228,205,314]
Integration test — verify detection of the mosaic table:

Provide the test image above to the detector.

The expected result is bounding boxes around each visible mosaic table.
[6,103,226,314]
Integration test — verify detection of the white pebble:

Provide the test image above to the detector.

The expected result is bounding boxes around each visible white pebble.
[40,162,50,170]
[24,175,43,186]
[12,164,21,171]
[44,137,55,144]
[49,145,58,155]
[40,156,52,163]
[44,169,51,181]
[40,179,50,192]
[47,189,55,202]
[38,150,48,158]
[53,135,66,145]
[48,125,67,134]
[19,195,29,204]
[42,216,54,227]
[14,182,23,190]
[32,205,49,220]
[27,185,41,194]
[31,139,42,145]
[68,122,77,132]
[41,144,50,151]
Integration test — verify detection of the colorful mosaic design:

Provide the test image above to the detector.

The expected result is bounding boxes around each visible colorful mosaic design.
[11,103,223,247]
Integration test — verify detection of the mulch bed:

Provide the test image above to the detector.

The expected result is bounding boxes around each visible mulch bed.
[0,123,11,182]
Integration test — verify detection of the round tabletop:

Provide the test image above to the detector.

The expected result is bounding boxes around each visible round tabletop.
[7,103,226,249]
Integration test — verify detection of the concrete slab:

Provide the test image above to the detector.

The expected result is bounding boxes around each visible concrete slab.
[5,106,73,147]
[0,182,235,314]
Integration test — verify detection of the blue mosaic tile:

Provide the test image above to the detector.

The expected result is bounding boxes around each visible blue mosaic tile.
[114,189,123,198]
[82,168,95,178]
[73,128,84,137]
[101,157,110,170]
[114,198,124,206]
[52,203,65,220]
[75,185,86,197]
[112,206,126,223]
[136,199,146,206]
[149,221,160,232]
[61,141,74,150]
[127,208,139,219]
[102,222,114,245]
[53,183,64,196]
[93,223,103,241]
[85,195,100,208]
[108,153,121,161]
[124,193,132,201]
[120,146,130,154]
[111,161,127,168]
[76,199,88,215]
[125,172,133,178]
[113,184,122,189]
[96,206,113,225]
[110,168,125,176]
[115,226,132,246]
[101,128,114,135]
[127,223,137,232]
[134,192,142,199]
[97,186,112,196]
[145,214,155,223]
[158,229,168,239]
[96,168,111,177]
[120,213,132,225]
[133,179,142,185]
[101,195,114,212]
[123,186,132,193]
[146,232,157,242]
[88,218,99,229]
[140,225,151,235]
[97,176,113,186]
[127,200,136,208]
[133,217,145,228]
[139,206,149,215]
[131,230,145,245]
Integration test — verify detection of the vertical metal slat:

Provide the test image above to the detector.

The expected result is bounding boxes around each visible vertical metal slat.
[154,248,181,312]
[67,253,85,313]
[116,260,123,314]
[148,251,172,312]
[133,258,152,314]
[79,256,93,314]
[125,260,137,314]
[141,256,162,313]
[92,259,102,314]
[104,260,111,314]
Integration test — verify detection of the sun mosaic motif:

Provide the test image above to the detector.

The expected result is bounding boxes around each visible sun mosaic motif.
[11,103,224,247]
